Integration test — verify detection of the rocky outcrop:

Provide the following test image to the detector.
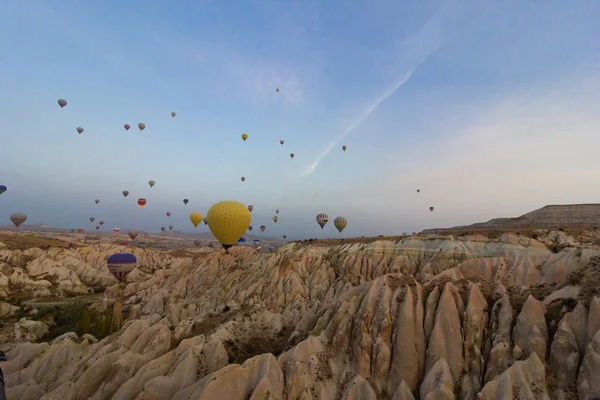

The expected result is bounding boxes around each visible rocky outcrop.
[3,230,600,399]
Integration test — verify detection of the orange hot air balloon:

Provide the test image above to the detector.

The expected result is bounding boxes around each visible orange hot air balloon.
[138,198,147,208]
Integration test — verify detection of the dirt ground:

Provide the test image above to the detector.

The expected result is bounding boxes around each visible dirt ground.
[0,234,78,251]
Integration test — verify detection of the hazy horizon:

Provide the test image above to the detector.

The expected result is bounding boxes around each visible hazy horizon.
[2,1,600,240]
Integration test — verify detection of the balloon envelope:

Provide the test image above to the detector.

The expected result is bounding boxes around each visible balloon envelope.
[0,185,7,195]
[77,127,84,134]
[206,201,251,250]
[190,212,204,227]
[10,213,27,228]
[106,253,137,282]
[334,217,348,233]
[183,199,189,205]
[316,213,329,229]
[260,225,266,232]
[279,140,284,145]
[95,199,100,204]
[124,124,131,131]
[123,191,129,197]
[161,226,166,232]
[171,112,176,117]
[57,99,67,108]
[241,133,248,141]
[168,225,173,231]
[138,123,146,131]
[138,198,147,208]
[248,205,254,212]
[148,180,155,188]
[166,212,171,217]
[128,230,139,240]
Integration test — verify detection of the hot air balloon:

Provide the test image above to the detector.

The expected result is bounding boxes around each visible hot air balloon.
[95,199,100,204]
[206,200,251,250]
[96,225,100,230]
[99,221,104,226]
[106,253,137,282]
[10,213,27,228]
[138,123,146,131]
[275,209,279,214]
[123,190,130,198]
[248,205,254,212]
[283,235,287,239]
[316,213,329,229]
[429,207,434,212]
[248,225,253,231]
[77,228,84,234]
[166,212,171,217]
[183,199,189,205]
[113,228,120,234]
[190,212,203,228]
[334,217,347,233]
[417,189,420,193]
[194,239,202,247]
[124,124,131,131]
[90,217,95,223]
[279,140,284,145]
[168,225,173,231]
[148,180,155,188]
[77,127,84,134]
[171,112,176,117]
[276,88,280,92]
[273,216,278,223]
[161,226,166,232]
[57,99,67,108]
[342,145,347,151]
[290,153,295,159]
[71,228,76,233]
[238,237,246,243]
[260,225,266,233]
[241,133,248,141]
[0,185,6,195]
[138,198,147,208]
[241,176,246,182]
[203,217,208,225]
[128,230,139,240]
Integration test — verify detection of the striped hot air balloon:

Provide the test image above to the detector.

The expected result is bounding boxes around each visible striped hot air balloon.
[106,253,137,282]
[316,213,329,229]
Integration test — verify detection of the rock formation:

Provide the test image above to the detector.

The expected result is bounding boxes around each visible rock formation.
[2,229,600,399]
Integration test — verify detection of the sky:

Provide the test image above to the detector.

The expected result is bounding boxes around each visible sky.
[1,0,600,240]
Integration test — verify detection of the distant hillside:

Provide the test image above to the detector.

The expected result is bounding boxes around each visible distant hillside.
[0,225,280,242]
[423,204,600,233]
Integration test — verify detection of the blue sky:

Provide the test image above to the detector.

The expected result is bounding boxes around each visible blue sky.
[1,0,600,239]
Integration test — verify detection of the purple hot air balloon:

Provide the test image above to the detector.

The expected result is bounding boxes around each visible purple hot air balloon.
[107,253,137,282]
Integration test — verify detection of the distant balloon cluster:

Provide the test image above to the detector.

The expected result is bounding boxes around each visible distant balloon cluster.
[0,91,439,284]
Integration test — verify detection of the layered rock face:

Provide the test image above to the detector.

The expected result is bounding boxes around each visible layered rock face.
[3,231,600,399]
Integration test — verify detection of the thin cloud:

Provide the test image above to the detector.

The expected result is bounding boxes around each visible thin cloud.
[300,68,415,177]
[300,5,449,178]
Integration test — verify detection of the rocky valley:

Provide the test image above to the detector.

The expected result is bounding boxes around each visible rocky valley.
[2,228,600,399]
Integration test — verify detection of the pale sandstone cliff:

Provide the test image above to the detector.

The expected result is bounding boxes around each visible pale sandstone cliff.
[2,230,600,399]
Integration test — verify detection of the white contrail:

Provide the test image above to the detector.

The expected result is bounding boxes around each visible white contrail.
[300,69,415,177]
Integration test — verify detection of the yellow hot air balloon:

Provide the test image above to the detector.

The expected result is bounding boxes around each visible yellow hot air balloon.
[206,200,251,250]
[241,133,248,141]
[189,212,204,228]
[334,216,347,233]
